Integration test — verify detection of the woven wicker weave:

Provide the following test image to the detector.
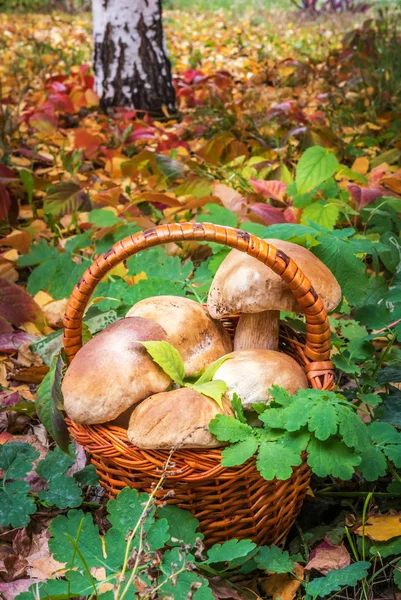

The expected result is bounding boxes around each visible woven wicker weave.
[63,223,335,547]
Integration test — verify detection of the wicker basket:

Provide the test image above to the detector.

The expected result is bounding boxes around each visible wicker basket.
[63,223,335,547]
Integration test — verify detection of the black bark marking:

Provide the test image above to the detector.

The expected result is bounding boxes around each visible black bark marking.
[143,228,157,238]
[103,248,115,260]
[94,0,176,116]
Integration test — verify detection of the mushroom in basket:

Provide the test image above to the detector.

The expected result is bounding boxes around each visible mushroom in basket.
[62,296,232,426]
[62,317,171,425]
[127,388,233,449]
[126,295,232,375]
[207,239,341,351]
[211,349,307,410]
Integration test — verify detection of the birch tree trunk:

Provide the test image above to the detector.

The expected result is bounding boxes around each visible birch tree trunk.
[92,0,176,115]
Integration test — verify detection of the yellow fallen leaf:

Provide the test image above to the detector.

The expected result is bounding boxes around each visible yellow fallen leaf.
[3,249,19,262]
[352,156,369,175]
[261,564,304,600]
[20,322,42,335]
[355,514,401,541]
[34,291,54,308]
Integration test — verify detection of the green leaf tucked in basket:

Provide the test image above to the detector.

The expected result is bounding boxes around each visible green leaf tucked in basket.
[140,340,232,408]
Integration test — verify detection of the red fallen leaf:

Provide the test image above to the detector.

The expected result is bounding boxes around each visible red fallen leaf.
[305,538,350,575]
[0,279,42,327]
[48,92,75,114]
[0,315,13,334]
[0,332,39,354]
[0,431,13,444]
[250,179,287,203]
[0,164,18,182]
[0,391,20,407]
[179,69,206,84]
[348,184,385,210]
[74,128,104,157]
[0,183,11,220]
[249,203,288,225]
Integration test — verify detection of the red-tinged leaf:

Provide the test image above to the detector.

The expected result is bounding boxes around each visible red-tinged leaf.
[0,279,42,327]
[0,183,11,220]
[74,128,103,157]
[213,182,246,214]
[0,164,18,182]
[48,92,75,113]
[44,181,90,216]
[249,203,288,224]
[0,431,13,445]
[139,192,181,208]
[0,390,20,407]
[250,179,287,203]
[180,69,206,84]
[305,539,350,575]
[348,184,384,210]
[0,332,39,354]
[0,315,13,334]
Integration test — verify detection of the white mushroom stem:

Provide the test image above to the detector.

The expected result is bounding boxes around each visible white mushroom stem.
[234,311,280,351]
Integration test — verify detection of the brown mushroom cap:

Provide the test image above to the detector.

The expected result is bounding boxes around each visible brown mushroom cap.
[207,239,341,318]
[127,388,234,449]
[126,296,232,375]
[212,349,308,410]
[62,317,171,425]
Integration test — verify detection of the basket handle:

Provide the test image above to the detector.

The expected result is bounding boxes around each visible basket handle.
[63,222,334,385]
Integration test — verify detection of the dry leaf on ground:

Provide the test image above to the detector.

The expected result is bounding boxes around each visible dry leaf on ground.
[355,514,401,541]
[260,563,304,600]
[305,538,350,574]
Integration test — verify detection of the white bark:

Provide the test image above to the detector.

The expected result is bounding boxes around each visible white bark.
[92,0,176,113]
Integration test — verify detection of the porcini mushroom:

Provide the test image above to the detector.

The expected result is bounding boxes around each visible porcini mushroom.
[207,239,341,351]
[212,349,308,410]
[127,388,233,449]
[126,295,232,375]
[62,317,171,424]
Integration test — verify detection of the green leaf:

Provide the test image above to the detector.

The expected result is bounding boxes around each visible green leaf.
[295,146,339,195]
[20,169,34,204]
[209,414,254,442]
[255,545,295,573]
[44,181,89,217]
[36,354,70,452]
[73,465,99,486]
[221,437,259,467]
[36,445,75,481]
[302,201,340,230]
[49,510,108,571]
[195,354,233,385]
[188,380,226,408]
[0,480,37,528]
[146,518,170,550]
[313,233,368,306]
[27,252,87,300]
[368,422,401,467]
[158,504,202,546]
[308,402,339,440]
[17,239,59,267]
[197,203,238,228]
[256,440,302,481]
[358,446,387,481]
[38,475,82,509]
[370,535,401,558]
[307,437,361,480]
[231,393,247,423]
[207,539,257,565]
[140,340,185,384]
[338,410,371,452]
[87,209,121,228]
[107,487,153,537]
[305,562,370,599]
[0,442,39,480]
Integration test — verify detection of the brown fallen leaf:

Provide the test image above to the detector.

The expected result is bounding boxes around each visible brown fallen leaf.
[306,538,350,575]
[43,298,68,329]
[27,531,65,580]
[355,514,401,541]
[0,578,42,600]
[260,563,304,600]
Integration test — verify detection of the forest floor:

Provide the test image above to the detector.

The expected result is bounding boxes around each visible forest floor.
[1,3,401,600]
